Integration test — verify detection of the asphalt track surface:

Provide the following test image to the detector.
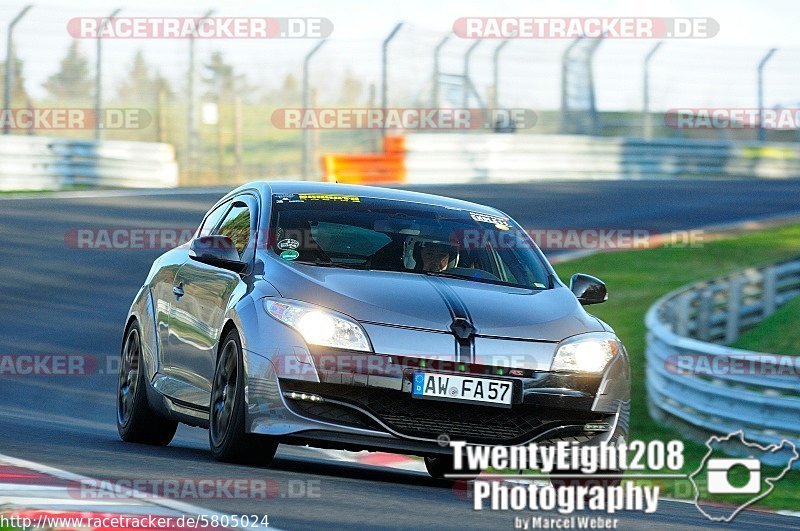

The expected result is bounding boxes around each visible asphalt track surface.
[2,179,800,530]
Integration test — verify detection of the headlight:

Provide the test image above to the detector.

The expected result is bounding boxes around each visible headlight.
[550,332,621,373]
[264,299,371,352]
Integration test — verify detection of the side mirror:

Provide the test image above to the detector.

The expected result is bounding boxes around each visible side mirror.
[569,273,607,305]
[189,235,247,274]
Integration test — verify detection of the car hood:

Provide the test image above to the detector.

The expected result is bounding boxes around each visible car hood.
[264,260,603,342]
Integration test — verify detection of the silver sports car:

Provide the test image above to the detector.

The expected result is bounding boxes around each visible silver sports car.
[117,181,629,479]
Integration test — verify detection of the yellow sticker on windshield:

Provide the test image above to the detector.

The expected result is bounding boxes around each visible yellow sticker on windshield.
[298,193,361,202]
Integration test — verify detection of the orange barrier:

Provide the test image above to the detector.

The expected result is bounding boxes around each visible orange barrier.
[321,135,406,184]
[383,135,406,154]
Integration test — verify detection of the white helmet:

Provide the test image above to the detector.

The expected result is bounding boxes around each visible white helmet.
[403,236,459,270]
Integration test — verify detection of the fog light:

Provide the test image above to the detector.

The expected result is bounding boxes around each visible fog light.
[284,391,324,402]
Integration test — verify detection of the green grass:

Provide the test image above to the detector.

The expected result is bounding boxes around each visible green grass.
[551,224,800,510]
[731,295,800,356]
[0,184,106,195]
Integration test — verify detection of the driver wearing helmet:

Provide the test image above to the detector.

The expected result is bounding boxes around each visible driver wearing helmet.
[403,236,459,272]
[420,242,452,272]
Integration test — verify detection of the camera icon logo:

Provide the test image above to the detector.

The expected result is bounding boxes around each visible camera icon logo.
[690,431,799,522]
[706,458,760,494]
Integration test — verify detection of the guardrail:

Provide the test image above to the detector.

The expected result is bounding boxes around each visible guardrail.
[402,134,800,183]
[0,136,179,190]
[645,258,800,466]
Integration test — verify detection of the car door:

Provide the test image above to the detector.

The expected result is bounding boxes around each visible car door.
[158,199,231,384]
[166,195,256,407]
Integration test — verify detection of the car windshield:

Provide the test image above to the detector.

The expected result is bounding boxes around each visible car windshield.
[269,193,551,289]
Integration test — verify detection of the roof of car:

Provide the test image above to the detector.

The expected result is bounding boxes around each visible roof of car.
[224,181,507,217]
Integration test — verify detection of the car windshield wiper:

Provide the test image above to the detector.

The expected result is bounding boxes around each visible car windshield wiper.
[422,270,472,281]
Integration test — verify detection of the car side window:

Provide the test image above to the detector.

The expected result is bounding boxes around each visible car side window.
[216,201,251,256]
[198,200,231,236]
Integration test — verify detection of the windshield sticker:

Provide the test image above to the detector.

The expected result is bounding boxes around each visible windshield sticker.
[298,193,361,202]
[274,194,304,204]
[277,238,300,250]
[275,193,361,203]
[470,211,510,230]
[280,249,300,260]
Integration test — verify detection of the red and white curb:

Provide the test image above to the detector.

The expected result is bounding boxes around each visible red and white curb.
[0,453,273,529]
[319,449,548,485]
[317,450,426,473]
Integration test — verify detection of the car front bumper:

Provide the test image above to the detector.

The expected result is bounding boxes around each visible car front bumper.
[243,346,630,457]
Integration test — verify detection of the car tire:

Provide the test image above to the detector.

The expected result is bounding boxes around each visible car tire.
[209,329,278,466]
[424,456,481,480]
[117,322,178,445]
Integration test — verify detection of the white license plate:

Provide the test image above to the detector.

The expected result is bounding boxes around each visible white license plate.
[412,372,513,406]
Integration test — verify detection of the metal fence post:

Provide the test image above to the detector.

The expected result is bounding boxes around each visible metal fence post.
[560,37,582,133]
[431,34,450,108]
[560,36,603,135]
[95,8,121,140]
[462,40,482,109]
[642,41,663,139]
[725,277,743,344]
[368,83,379,151]
[757,47,777,142]
[492,40,510,109]
[762,266,777,317]
[674,292,693,337]
[585,38,603,136]
[381,22,404,139]
[696,288,713,341]
[301,39,326,179]
[2,5,33,135]
[234,96,242,179]
[186,9,214,182]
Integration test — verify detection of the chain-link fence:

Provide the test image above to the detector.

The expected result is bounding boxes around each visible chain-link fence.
[2,6,799,185]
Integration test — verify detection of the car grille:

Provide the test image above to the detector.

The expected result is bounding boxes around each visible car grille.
[283,381,603,444]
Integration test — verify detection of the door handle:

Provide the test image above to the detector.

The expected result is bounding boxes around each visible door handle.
[172,284,184,298]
